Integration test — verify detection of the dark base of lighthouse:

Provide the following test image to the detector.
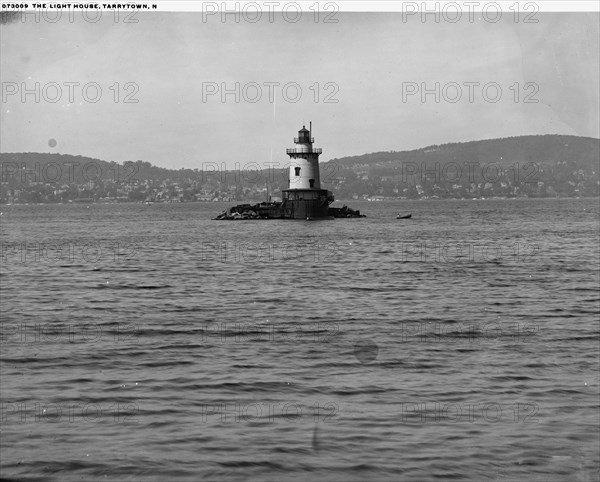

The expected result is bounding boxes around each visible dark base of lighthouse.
[280,189,331,219]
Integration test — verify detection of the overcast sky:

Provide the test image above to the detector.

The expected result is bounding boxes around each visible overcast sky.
[1,11,598,169]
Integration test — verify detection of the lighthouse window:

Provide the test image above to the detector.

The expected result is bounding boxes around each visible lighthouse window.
[309,179,315,188]
[295,167,301,176]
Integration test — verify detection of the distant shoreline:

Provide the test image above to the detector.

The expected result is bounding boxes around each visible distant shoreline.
[2,196,598,207]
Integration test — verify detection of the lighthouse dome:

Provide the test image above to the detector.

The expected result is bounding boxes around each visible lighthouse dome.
[297,125,311,144]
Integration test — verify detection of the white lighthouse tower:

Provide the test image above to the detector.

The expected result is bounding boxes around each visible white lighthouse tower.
[286,122,321,189]
[281,122,334,219]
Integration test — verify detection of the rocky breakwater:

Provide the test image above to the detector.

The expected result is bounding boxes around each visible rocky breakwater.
[213,202,365,220]
[328,205,366,218]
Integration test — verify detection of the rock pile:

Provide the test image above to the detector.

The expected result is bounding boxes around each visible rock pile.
[213,202,366,220]
[213,202,282,220]
[329,205,366,218]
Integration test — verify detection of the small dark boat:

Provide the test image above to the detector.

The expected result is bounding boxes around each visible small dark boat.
[396,214,412,219]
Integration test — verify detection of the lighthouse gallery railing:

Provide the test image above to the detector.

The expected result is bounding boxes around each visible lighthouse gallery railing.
[286,148,322,154]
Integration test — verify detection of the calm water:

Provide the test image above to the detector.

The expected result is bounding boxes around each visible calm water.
[1,198,599,481]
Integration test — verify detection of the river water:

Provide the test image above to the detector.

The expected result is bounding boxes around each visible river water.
[1,198,598,481]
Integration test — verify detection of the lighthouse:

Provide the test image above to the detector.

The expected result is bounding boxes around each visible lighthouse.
[214,122,365,220]
[281,122,335,219]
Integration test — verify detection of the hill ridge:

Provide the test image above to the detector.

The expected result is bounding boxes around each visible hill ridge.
[1,134,598,202]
